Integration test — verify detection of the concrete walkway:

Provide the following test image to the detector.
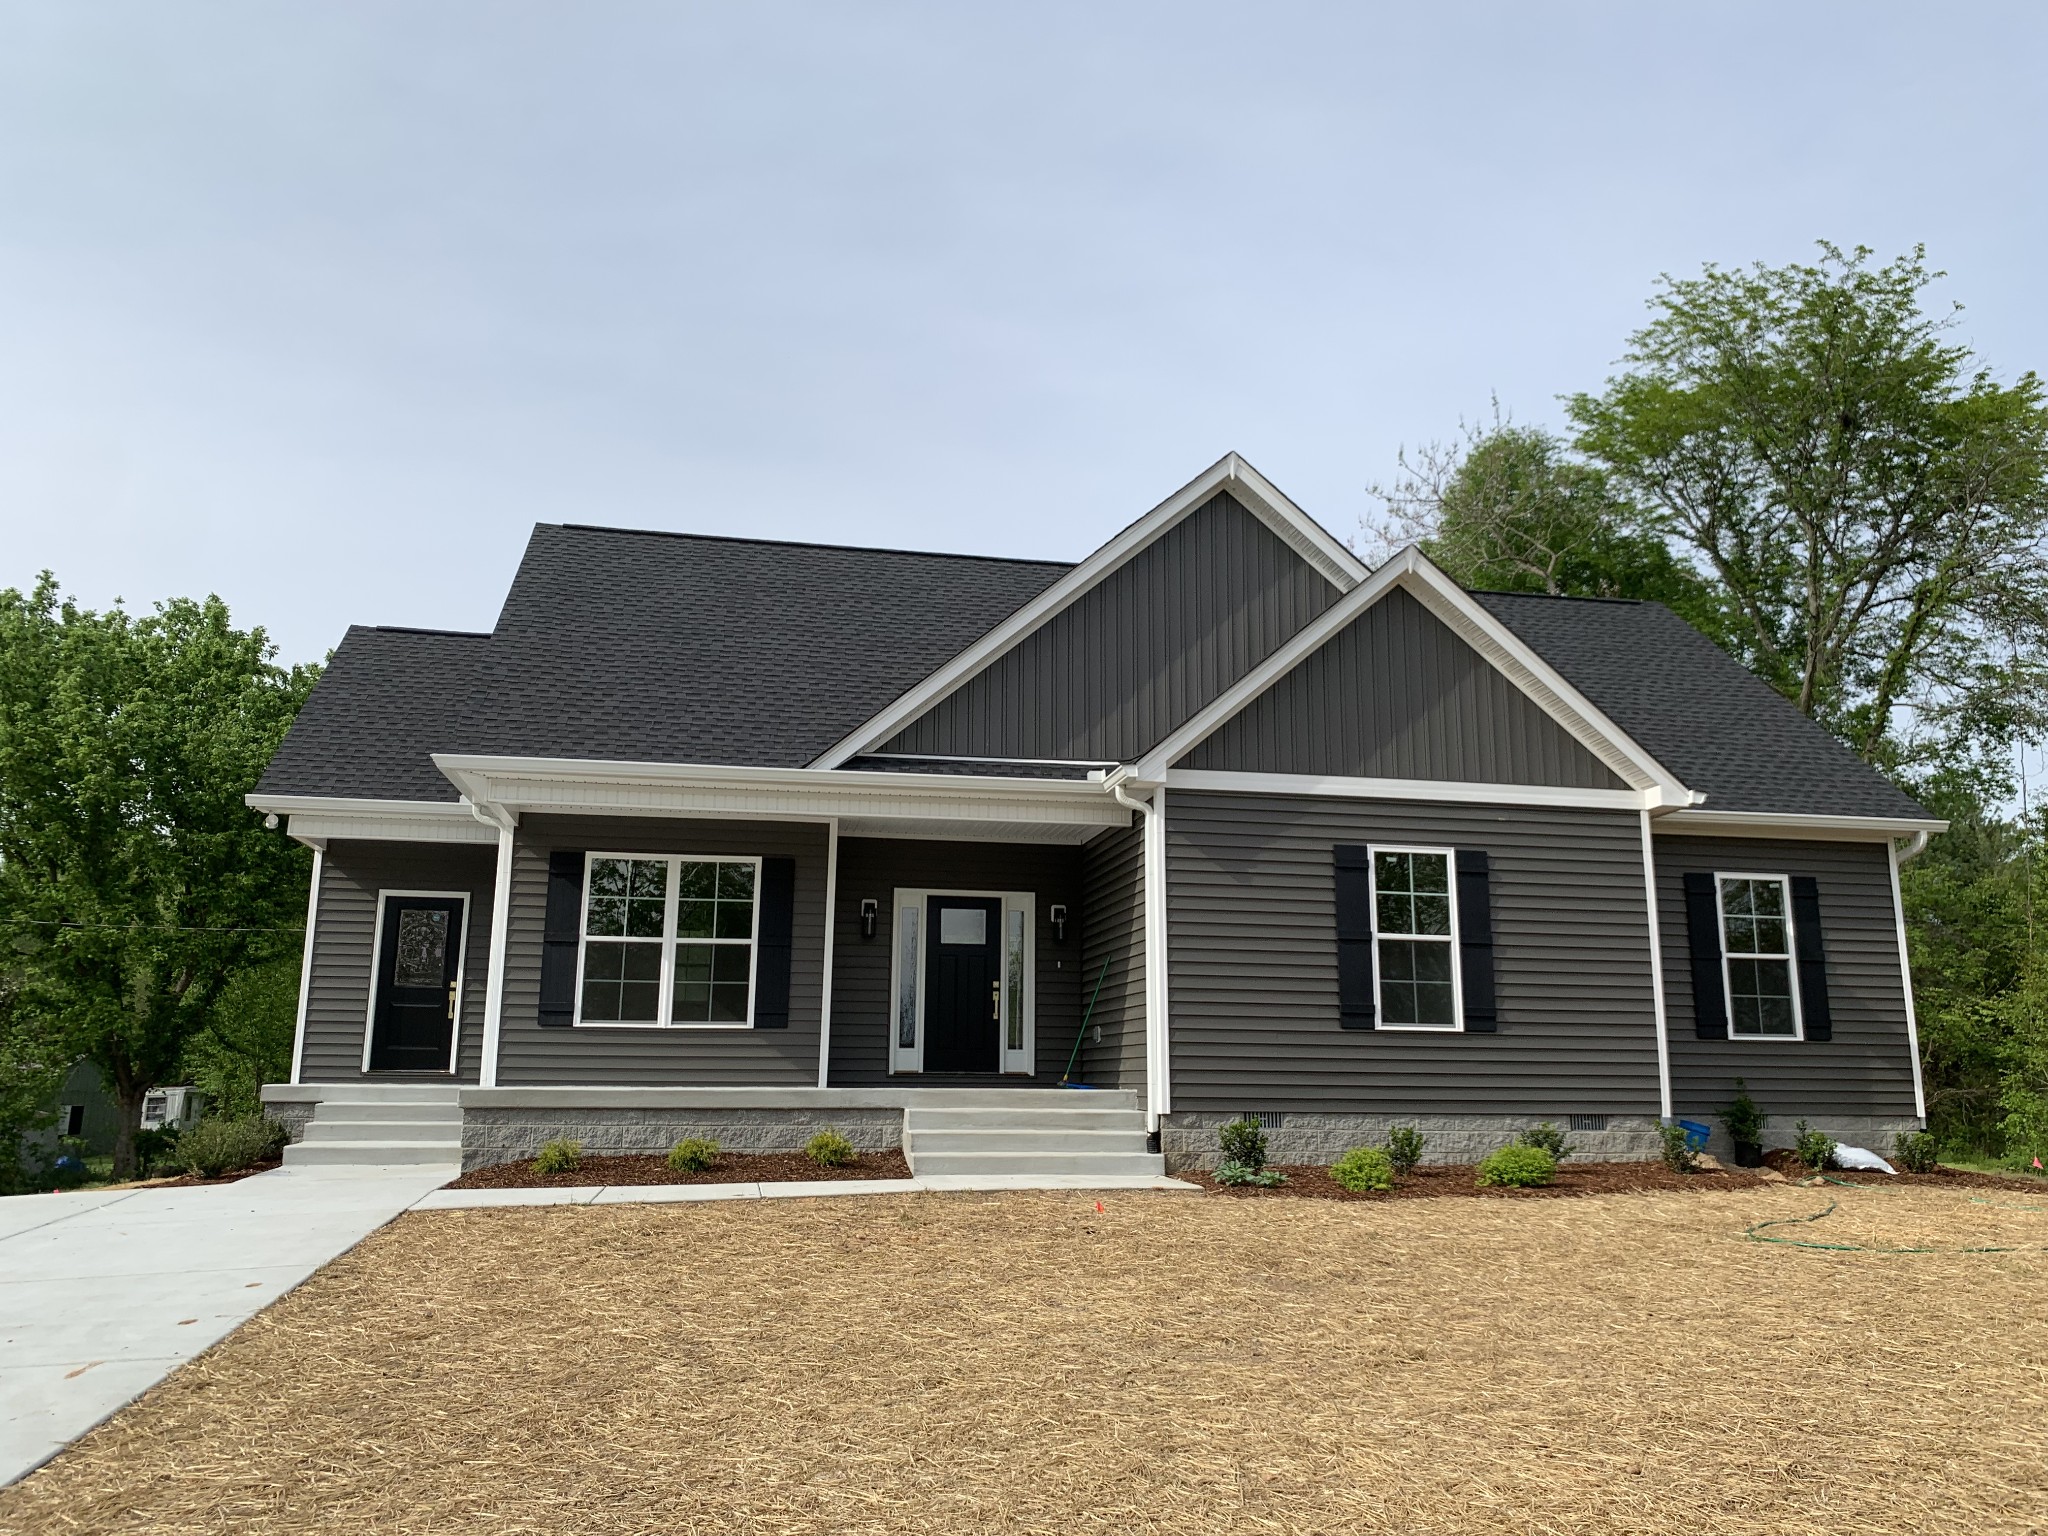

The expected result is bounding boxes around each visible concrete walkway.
[0,1163,456,1487]
[414,1171,1198,1209]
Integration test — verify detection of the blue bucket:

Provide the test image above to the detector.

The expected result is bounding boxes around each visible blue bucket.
[1678,1119,1712,1151]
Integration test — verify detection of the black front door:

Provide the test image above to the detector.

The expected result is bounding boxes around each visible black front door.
[922,895,1002,1073]
[368,896,463,1072]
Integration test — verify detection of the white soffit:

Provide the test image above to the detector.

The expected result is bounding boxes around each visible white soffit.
[806,451,1368,770]
[1131,546,1693,800]
[1656,809,1949,841]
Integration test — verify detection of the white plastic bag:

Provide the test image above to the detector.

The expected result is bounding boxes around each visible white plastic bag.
[1832,1143,1896,1174]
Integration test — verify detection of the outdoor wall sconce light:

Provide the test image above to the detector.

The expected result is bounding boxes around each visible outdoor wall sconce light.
[860,898,878,940]
[1049,904,1068,943]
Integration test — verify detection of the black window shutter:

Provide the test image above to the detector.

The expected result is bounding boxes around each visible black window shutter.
[539,851,585,1028]
[1333,844,1376,1029]
[1454,848,1498,1032]
[1682,872,1727,1039]
[1789,875,1832,1041]
[753,856,797,1029]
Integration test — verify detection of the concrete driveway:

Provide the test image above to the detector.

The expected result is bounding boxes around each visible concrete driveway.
[0,1163,454,1486]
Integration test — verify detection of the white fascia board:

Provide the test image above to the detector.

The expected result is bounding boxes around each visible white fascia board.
[245,793,500,848]
[1132,546,1693,802]
[433,753,1129,830]
[805,451,1367,771]
[1164,769,1653,812]
[1656,808,1949,841]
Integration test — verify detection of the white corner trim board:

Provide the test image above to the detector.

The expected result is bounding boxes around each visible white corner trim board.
[287,847,323,1085]
[806,451,1367,771]
[816,819,840,1089]
[1638,810,1673,1120]
[1888,838,1928,1122]
[1129,546,1694,802]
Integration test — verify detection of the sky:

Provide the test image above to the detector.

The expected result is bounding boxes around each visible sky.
[2,1,2045,671]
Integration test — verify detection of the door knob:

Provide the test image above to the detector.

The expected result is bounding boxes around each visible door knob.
[991,980,1000,1020]
[447,981,458,1020]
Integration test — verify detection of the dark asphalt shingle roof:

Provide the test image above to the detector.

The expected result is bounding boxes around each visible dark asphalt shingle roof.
[260,521,1929,822]
[257,527,1072,801]
[1473,591,1929,820]
[257,626,491,802]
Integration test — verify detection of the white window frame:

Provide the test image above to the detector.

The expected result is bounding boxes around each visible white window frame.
[361,889,471,1074]
[571,852,763,1030]
[887,887,1037,1075]
[1714,871,1804,1042]
[1367,844,1463,1033]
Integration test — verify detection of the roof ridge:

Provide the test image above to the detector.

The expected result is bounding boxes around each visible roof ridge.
[360,624,494,638]
[1467,587,1645,606]
[548,522,1074,569]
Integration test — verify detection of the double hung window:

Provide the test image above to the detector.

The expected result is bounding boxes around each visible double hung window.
[1716,874,1800,1038]
[577,854,760,1027]
[1371,847,1461,1030]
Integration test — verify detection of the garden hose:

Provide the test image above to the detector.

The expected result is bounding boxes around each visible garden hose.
[1743,1176,2045,1254]
[1057,959,1113,1086]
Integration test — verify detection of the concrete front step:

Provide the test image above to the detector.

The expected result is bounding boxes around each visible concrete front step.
[283,1140,463,1167]
[905,1128,1149,1158]
[300,1083,463,1104]
[302,1120,463,1144]
[306,1104,463,1126]
[905,1151,1166,1177]
[904,1105,1145,1132]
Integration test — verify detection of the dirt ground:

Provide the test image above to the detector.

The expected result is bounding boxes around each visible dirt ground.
[5,1183,2045,1535]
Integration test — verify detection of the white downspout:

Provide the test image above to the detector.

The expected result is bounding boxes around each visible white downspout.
[1889,836,1928,1123]
[1637,809,1674,1122]
[287,847,324,1085]
[469,801,517,1090]
[1110,776,1170,1134]
[817,818,840,1089]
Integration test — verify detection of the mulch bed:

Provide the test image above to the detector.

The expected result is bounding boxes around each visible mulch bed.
[1186,1157,2048,1200]
[448,1149,912,1189]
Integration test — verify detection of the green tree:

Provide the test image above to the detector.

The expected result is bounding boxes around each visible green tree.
[1569,243,2048,784]
[1368,410,1725,629]
[0,576,316,1177]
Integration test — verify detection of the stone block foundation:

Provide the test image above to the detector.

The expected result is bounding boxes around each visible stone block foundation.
[460,1106,904,1173]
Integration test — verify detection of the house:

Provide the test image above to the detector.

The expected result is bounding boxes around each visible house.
[253,454,1942,1175]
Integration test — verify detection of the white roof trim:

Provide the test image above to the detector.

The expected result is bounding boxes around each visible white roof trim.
[1165,768,1657,812]
[1656,808,1948,841]
[1130,545,1696,801]
[806,452,1368,770]
[432,753,1130,831]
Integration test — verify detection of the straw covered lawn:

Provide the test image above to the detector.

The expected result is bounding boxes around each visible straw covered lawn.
[5,1184,2045,1534]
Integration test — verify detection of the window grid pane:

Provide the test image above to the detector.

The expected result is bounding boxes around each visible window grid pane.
[581,856,758,1026]
[1372,849,1458,1029]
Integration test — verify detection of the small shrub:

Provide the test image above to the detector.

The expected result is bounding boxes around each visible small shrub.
[1793,1120,1836,1172]
[1213,1160,1287,1187]
[1520,1121,1575,1162]
[1385,1125,1426,1174]
[1218,1116,1269,1172]
[1476,1143,1556,1188]
[806,1129,857,1167]
[666,1136,720,1173]
[1893,1129,1939,1174]
[1657,1120,1700,1174]
[532,1137,583,1176]
[175,1115,289,1179]
[1719,1079,1767,1148]
[1330,1145,1394,1193]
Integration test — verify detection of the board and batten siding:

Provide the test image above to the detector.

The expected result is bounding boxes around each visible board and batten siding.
[1164,790,1661,1115]
[1654,835,1916,1119]
[495,814,827,1086]
[1180,586,1626,789]
[879,491,1339,763]
[1077,820,1146,1089]
[827,837,1085,1085]
[299,840,495,1082]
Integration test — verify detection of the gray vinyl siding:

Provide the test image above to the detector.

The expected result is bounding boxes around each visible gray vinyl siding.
[299,840,495,1083]
[880,491,1339,762]
[1654,835,1917,1120]
[496,815,827,1086]
[1164,790,1661,1114]
[827,838,1085,1085]
[1182,586,1625,788]
[1077,821,1146,1089]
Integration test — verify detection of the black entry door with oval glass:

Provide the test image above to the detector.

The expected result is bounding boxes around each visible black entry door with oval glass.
[368,896,465,1072]
[922,895,1003,1073]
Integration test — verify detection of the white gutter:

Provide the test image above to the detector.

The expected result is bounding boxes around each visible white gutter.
[1108,772,1171,1134]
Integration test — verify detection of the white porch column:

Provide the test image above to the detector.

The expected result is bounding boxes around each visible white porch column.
[287,847,324,1085]
[817,817,840,1088]
[1638,809,1673,1121]
[1888,837,1928,1122]
[1142,786,1172,1131]
[478,820,516,1089]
